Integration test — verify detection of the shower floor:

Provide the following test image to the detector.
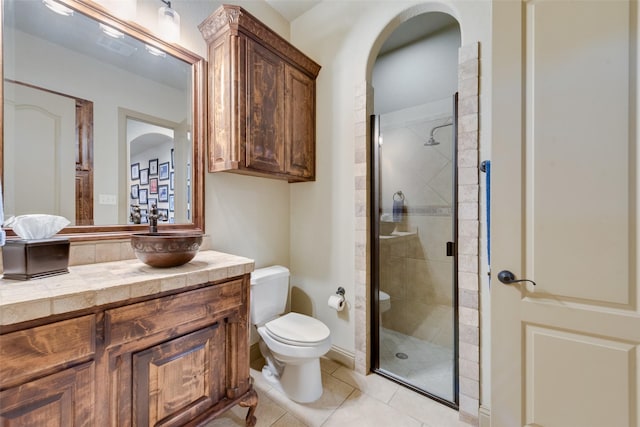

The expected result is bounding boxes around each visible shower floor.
[378,327,455,402]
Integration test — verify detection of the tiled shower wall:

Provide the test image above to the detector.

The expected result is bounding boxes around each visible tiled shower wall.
[378,100,455,349]
[354,42,480,426]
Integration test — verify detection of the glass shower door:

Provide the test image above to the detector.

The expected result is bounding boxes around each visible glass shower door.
[372,95,458,406]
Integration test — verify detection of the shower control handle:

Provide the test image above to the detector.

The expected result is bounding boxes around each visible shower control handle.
[497,270,537,286]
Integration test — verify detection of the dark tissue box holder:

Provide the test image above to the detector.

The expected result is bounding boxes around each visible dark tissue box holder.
[2,238,70,280]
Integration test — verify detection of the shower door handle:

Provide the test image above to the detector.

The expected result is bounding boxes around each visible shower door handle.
[446,242,455,257]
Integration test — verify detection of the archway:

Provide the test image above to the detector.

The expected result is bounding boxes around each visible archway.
[352,4,481,423]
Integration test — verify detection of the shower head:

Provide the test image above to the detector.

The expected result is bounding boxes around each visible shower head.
[425,120,453,147]
[424,136,440,146]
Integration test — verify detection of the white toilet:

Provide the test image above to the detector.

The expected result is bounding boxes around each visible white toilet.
[379,290,391,314]
[250,266,332,403]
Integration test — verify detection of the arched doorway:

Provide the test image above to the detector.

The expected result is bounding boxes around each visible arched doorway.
[370,12,461,407]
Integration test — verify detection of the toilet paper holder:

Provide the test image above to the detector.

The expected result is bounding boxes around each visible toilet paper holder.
[336,286,345,296]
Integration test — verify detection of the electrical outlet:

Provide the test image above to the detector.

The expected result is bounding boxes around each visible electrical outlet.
[99,194,117,205]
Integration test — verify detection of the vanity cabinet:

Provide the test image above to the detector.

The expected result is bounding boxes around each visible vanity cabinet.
[0,316,96,425]
[0,273,257,427]
[199,5,321,183]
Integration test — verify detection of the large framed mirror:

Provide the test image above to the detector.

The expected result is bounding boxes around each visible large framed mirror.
[1,0,205,240]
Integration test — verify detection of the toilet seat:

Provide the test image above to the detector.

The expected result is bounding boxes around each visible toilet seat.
[265,312,330,346]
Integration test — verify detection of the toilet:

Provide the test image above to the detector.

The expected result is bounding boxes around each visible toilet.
[250,266,332,403]
[379,290,391,314]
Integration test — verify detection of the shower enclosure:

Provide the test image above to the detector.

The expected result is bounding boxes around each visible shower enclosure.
[371,95,458,406]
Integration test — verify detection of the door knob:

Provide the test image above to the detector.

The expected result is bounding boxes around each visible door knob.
[497,270,536,286]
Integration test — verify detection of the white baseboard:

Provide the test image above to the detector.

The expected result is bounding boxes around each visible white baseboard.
[479,405,490,427]
[326,345,355,370]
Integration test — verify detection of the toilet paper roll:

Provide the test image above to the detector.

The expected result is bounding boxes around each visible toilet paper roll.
[328,294,345,311]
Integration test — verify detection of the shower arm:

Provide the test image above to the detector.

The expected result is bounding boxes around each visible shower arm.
[429,122,453,137]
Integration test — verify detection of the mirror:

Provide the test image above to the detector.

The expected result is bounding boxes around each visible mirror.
[2,0,205,238]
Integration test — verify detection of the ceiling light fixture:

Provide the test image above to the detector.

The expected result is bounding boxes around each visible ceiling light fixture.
[42,0,74,16]
[99,23,124,39]
[158,0,180,43]
[145,44,167,57]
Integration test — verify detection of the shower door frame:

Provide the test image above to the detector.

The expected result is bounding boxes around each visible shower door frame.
[370,93,460,409]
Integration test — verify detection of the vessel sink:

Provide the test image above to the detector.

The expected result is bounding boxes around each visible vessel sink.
[131,232,203,268]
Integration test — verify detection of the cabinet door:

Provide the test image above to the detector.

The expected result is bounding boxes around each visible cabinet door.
[132,324,225,427]
[208,33,238,172]
[0,362,95,427]
[284,64,315,180]
[245,40,285,173]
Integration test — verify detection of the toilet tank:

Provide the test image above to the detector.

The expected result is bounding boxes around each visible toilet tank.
[250,265,290,325]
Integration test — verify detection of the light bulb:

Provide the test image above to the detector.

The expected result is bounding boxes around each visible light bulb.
[158,4,180,43]
[42,0,74,16]
[145,44,167,57]
[99,23,124,39]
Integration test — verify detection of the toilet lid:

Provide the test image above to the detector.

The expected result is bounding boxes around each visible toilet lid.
[265,312,330,345]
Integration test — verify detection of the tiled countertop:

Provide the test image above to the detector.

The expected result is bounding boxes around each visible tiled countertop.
[0,250,254,326]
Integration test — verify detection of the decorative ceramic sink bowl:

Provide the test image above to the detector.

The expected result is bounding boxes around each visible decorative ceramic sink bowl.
[131,232,203,268]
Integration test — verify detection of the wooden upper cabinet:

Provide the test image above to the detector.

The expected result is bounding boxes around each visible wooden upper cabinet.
[199,5,321,183]
[246,41,286,174]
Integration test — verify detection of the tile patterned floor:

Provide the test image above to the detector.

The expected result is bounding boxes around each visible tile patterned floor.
[379,327,455,402]
[206,358,468,427]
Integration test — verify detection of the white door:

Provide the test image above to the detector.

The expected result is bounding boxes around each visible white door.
[491,1,639,426]
[4,82,76,221]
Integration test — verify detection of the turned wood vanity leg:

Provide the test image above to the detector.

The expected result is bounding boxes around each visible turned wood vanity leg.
[239,388,258,427]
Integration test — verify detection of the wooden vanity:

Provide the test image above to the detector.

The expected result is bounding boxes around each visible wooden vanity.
[0,251,257,426]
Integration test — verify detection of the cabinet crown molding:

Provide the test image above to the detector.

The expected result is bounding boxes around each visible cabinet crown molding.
[198,5,243,40]
[199,4,320,78]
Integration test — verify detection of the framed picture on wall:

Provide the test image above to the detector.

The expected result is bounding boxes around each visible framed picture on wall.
[149,158,159,176]
[159,185,169,202]
[140,168,149,185]
[139,189,148,205]
[159,162,170,180]
[131,163,140,180]
[158,209,169,221]
[148,198,157,209]
[170,172,174,190]
[130,184,139,199]
[150,178,158,194]
[169,194,174,212]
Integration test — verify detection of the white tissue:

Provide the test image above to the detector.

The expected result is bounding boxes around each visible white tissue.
[328,294,345,311]
[4,214,70,240]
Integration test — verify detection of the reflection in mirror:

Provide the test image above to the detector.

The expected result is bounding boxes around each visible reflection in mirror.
[2,0,205,237]
[126,116,191,225]
[4,80,89,224]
